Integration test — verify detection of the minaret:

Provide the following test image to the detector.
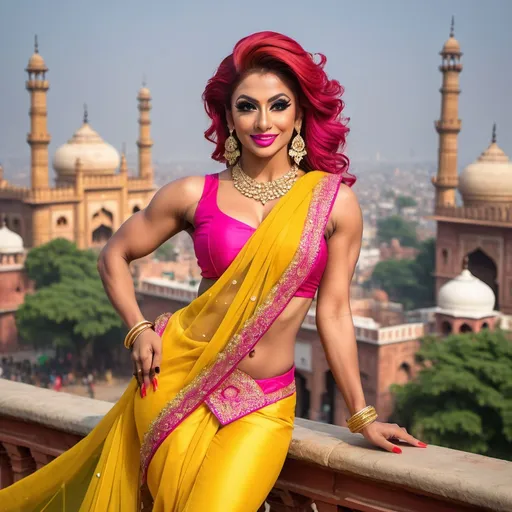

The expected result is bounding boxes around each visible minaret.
[26,35,51,190]
[137,81,153,181]
[432,17,463,208]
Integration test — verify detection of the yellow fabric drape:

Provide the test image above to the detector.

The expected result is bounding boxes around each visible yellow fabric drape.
[0,170,341,511]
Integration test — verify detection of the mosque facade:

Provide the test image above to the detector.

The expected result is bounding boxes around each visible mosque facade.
[0,38,155,250]
[432,20,512,315]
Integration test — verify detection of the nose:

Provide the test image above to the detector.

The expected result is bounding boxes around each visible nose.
[256,108,273,132]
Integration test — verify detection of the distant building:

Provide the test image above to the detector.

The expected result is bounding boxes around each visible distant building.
[0,38,155,250]
[431,22,512,314]
[0,222,32,351]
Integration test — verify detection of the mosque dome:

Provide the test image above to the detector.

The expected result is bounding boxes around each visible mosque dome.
[53,110,120,176]
[0,222,24,255]
[138,86,151,100]
[442,36,461,54]
[27,52,47,72]
[458,125,512,206]
[438,268,495,315]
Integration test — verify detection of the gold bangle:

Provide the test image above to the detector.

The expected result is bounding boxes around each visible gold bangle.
[124,320,153,349]
[347,406,378,433]
[124,322,153,349]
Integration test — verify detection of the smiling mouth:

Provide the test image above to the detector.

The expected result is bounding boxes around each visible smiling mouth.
[250,134,278,147]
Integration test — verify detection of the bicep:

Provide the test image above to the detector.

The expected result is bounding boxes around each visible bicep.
[316,185,363,317]
[101,176,203,262]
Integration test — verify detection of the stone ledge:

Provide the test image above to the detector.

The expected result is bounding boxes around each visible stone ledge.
[292,418,512,511]
[0,379,112,436]
[1,380,512,511]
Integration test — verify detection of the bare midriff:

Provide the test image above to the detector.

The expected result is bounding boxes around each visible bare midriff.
[198,278,312,380]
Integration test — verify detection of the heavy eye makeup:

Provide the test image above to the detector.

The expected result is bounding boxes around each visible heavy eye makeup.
[234,98,292,113]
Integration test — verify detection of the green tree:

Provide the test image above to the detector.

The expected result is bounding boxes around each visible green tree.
[391,330,512,460]
[16,239,123,361]
[368,259,418,310]
[377,215,418,248]
[24,238,99,288]
[155,240,177,262]
[395,195,417,212]
[369,238,435,310]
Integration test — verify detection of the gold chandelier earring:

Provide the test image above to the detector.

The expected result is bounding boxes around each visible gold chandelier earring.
[224,128,240,166]
[289,122,307,166]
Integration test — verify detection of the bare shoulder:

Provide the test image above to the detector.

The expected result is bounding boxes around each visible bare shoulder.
[330,183,362,233]
[147,175,205,213]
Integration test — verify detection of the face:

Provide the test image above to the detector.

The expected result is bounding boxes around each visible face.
[228,71,301,162]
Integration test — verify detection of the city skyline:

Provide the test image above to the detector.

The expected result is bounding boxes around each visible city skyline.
[0,0,511,172]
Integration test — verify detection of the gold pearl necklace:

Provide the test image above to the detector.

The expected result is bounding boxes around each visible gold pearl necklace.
[231,162,299,205]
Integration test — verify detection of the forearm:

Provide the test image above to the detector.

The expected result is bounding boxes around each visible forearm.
[97,250,146,328]
[317,313,366,416]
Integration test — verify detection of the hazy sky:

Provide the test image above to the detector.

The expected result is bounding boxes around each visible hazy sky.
[0,0,511,172]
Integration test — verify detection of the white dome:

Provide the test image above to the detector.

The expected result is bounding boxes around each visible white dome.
[53,122,120,176]
[0,223,24,254]
[458,138,512,206]
[438,269,495,315]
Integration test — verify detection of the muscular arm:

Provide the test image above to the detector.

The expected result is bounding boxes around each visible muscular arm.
[97,176,204,328]
[316,184,365,416]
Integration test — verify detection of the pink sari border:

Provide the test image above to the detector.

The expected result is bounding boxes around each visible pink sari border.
[140,173,342,483]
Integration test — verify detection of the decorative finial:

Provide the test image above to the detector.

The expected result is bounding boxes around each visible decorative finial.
[34,35,39,54]
[83,103,88,124]
[1,216,6,228]
[142,74,147,88]
[450,16,455,38]
[122,142,126,155]
[462,255,469,270]
[492,123,497,144]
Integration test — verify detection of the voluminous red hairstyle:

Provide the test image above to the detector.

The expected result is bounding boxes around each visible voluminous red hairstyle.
[202,31,355,186]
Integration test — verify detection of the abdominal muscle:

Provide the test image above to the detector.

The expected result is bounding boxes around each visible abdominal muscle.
[198,278,313,380]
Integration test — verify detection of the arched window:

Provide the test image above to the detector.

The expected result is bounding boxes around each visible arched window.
[56,216,68,226]
[441,321,452,336]
[481,322,489,330]
[396,362,412,384]
[441,248,449,266]
[460,323,473,334]
[132,205,141,214]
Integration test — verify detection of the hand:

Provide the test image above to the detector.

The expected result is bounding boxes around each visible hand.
[361,421,427,454]
[131,327,162,398]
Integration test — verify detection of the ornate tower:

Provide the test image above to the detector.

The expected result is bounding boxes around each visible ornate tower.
[137,82,153,181]
[26,36,51,190]
[432,17,463,208]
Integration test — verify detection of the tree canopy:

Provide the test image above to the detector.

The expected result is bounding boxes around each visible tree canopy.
[368,238,435,310]
[377,215,418,248]
[17,239,123,357]
[391,330,512,461]
[395,195,417,212]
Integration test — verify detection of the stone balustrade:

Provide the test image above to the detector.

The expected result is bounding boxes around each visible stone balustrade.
[435,205,512,225]
[1,379,511,511]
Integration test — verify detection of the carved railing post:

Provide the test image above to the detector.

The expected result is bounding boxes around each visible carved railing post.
[0,444,14,488]
[3,443,36,482]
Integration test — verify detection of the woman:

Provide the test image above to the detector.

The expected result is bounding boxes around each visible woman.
[0,31,425,511]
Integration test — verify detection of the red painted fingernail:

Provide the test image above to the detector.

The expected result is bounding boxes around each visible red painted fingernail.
[392,446,402,454]
[418,442,428,448]
[141,384,146,398]
[152,377,158,392]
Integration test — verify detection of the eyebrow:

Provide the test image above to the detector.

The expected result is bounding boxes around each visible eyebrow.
[235,93,291,104]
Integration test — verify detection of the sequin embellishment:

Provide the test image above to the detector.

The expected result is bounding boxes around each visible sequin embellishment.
[205,369,296,426]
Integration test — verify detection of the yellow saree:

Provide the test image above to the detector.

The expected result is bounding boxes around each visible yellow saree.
[0,170,342,511]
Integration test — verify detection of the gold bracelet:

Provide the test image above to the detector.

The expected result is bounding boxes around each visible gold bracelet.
[124,321,153,349]
[347,408,377,432]
[124,320,154,349]
[347,406,378,433]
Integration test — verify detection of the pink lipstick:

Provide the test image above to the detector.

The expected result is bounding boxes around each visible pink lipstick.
[250,134,278,148]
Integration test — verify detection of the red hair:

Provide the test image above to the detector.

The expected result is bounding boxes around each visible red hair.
[202,31,355,186]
